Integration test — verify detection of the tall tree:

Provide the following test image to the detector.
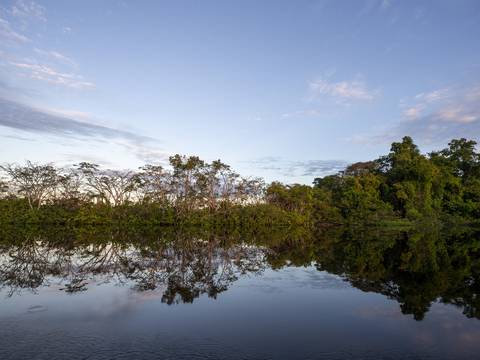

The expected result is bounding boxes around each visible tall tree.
[378,136,439,218]
[76,162,137,206]
[0,161,58,209]
[169,155,205,212]
[135,165,171,204]
[438,138,479,179]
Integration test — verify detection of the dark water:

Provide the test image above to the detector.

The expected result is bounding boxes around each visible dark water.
[0,226,479,359]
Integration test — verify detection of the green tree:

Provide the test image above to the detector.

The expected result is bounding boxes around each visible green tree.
[378,136,440,218]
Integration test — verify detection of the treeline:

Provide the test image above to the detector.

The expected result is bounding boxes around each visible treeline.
[1,137,479,226]
[267,136,480,224]
[0,155,293,226]
[0,155,264,209]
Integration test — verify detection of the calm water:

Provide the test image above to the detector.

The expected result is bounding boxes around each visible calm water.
[0,226,479,359]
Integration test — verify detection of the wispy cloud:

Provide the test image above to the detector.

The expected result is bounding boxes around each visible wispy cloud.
[403,104,424,120]
[1,2,91,92]
[294,159,349,176]
[10,0,46,22]
[308,76,378,103]
[41,107,93,122]
[0,17,29,43]
[0,98,168,163]
[1,133,35,142]
[117,141,170,165]
[414,88,449,103]
[246,157,348,178]
[356,85,480,146]
[437,106,478,124]
[0,97,141,140]
[33,48,77,67]
[10,61,95,89]
[281,109,322,119]
[406,86,479,126]
[400,88,450,120]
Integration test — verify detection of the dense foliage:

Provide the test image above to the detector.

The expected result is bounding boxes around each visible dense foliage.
[311,137,480,224]
[260,136,480,225]
[1,137,479,226]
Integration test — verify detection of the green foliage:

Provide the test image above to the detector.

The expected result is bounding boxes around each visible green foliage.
[336,173,394,221]
[1,137,479,227]
[313,136,480,224]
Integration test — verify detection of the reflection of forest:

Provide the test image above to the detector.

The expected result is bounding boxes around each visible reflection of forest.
[0,229,270,304]
[0,225,479,320]
[314,226,480,321]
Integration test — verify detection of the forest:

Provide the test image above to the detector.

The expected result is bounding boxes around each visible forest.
[0,136,479,227]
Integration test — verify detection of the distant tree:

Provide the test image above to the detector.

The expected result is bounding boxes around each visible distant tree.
[267,182,314,216]
[76,162,137,206]
[377,136,439,218]
[0,136,479,224]
[55,167,86,205]
[0,161,58,209]
[377,136,421,175]
[135,165,171,204]
[337,173,392,221]
[214,160,239,205]
[342,161,377,176]
[0,179,8,199]
[313,174,343,194]
[201,160,231,210]
[437,138,479,179]
[238,177,265,204]
[169,155,206,212]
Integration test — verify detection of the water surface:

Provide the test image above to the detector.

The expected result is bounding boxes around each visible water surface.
[0,226,479,359]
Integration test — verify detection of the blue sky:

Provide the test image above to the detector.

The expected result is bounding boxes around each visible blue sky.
[1,0,479,183]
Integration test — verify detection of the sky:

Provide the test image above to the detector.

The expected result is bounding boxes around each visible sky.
[0,0,479,184]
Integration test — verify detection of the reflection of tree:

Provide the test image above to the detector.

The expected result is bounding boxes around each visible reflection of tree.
[0,236,66,296]
[0,226,479,319]
[314,226,480,321]
[122,239,249,304]
[0,230,268,304]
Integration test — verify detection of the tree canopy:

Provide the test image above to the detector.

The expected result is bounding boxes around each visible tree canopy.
[1,137,479,226]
